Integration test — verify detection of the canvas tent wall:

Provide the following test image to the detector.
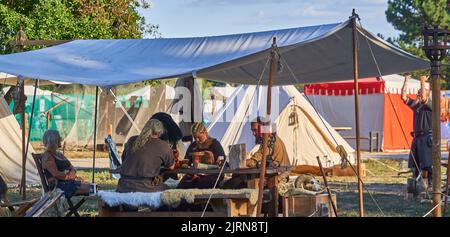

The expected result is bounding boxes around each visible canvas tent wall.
[63,84,174,148]
[304,74,427,151]
[0,96,39,185]
[204,85,237,118]
[207,85,355,167]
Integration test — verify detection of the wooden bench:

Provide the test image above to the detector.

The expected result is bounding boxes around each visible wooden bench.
[98,191,257,217]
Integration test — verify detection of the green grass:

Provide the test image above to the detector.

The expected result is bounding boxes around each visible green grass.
[327,158,450,217]
[4,158,450,217]
[7,168,117,217]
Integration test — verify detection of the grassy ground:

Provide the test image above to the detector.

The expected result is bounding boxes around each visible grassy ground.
[5,158,450,217]
[328,158,449,217]
[32,145,111,159]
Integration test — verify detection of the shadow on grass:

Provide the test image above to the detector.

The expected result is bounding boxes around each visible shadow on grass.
[330,181,443,217]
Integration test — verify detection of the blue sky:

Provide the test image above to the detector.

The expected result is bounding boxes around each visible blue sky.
[140,0,400,39]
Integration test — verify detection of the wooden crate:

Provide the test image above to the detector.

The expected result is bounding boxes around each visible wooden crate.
[282,194,337,217]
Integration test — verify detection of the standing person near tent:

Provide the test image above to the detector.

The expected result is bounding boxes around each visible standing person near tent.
[401,73,433,185]
[42,130,91,198]
[177,122,225,189]
[117,119,175,193]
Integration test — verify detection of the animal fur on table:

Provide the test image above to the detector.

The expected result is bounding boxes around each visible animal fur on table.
[161,189,258,208]
[98,189,258,209]
[98,190,163,208]
[279,174,325,196]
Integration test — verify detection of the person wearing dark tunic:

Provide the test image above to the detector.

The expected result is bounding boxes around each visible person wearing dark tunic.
[41,130,90,198]
[122,112,182,163]
[117,119,175,193]
[402,74,433,185]
[177,123,225,189]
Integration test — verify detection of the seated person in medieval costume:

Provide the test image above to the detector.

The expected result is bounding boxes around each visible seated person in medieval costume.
[42,130,91,198]
[122,112,183,164]
[223,117,291,189]
[117,119,175,193]
[177,123,225,189]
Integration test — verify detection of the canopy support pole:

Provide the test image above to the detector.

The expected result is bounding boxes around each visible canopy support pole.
[256,37,277,217]
[351,9,364,217]
[20,81,26,200]
[92,86,99,183]
[14,27,27,200]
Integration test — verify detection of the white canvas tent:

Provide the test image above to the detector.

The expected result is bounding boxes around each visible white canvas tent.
[0,96,39,185]
[207,85,355,167]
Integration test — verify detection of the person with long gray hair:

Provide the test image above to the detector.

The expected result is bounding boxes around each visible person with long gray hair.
[42,130,91,198]
[117,119,175,193]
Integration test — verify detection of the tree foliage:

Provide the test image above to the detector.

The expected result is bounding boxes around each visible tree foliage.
[385,0,449,87]
[0,0,160,54]
[0,0,161,89]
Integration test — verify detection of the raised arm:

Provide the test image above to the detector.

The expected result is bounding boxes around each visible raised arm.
[420,75,429,104]
[401,74,410,102]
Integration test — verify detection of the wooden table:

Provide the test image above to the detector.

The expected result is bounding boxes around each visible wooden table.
[164,166,291,217]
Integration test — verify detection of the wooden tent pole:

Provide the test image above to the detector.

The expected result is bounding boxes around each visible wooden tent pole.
[256,37,277,217]
[20,81,26,200]
[92,86,99,183]
[351,9,364,217]
[14,27,27,200]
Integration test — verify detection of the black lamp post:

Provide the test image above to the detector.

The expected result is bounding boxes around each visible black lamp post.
[422,26,449,217]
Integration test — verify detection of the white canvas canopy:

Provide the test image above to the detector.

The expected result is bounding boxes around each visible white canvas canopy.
[207,85,355,167]
[0,96,39,185]
[0,20,427,87]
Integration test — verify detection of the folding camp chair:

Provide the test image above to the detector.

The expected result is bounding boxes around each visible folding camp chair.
[32,153,87,217]
[104,135,121,179]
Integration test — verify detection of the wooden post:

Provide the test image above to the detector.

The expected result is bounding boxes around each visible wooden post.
[422,26,449,217]
[431,65,442,217]
[14,27,28,200]
[317,156,338,217]
[92,86,99,183]
[256,37,277,217]
[20,81,26,200]
[351,9,364,217]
